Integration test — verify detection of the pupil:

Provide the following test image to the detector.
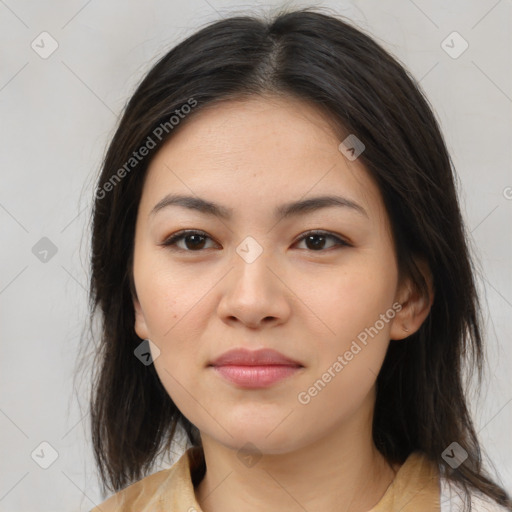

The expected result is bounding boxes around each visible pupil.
[307,234,325,250]
[187,235,205,250]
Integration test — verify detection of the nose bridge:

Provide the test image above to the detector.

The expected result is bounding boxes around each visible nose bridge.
[217,233,289,327]
[232,234,274,292]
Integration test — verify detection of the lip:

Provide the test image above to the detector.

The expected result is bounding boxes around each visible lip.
[210,348,302,367]
[209,348,303,389]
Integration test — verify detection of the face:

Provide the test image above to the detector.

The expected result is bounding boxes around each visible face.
[132,95,413,454]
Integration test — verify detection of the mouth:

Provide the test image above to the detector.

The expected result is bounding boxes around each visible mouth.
[209,348,303,389]
[211,364,302,388]
[210,347,302,366]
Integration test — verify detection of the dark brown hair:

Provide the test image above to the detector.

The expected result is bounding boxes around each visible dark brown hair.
[87,7,511,508]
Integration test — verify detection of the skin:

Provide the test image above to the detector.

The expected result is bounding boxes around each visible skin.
[132,94,433,512]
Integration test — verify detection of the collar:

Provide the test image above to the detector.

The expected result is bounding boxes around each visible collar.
[94,446,439,511]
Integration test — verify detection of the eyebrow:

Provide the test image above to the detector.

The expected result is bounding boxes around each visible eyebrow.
[150,193,368,220]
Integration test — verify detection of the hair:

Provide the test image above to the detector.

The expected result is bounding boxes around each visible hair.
[88,6,511,509]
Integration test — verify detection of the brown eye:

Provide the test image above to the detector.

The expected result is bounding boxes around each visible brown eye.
[161,229,350,253]
[294,231,350,251]
[162,230,218,251]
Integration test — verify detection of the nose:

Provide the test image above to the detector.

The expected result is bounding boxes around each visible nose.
[216,247,291,329]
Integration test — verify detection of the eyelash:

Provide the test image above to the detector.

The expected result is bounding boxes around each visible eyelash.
[160,229,351,253]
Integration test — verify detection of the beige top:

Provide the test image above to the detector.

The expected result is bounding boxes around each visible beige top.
[91,446,440,511]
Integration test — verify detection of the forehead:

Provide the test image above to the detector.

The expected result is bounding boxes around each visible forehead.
[155,94,345,165]
[139,95,385,225]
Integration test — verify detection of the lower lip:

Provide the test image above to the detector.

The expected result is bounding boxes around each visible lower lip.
[212,365,302,388]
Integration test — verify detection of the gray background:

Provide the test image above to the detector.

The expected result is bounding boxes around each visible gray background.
[1,0,511,510]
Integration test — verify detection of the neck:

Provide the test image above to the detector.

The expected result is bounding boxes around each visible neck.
[195,405,397,512]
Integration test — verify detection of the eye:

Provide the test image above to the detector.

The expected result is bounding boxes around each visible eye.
[161,230,218,251]
[161,229,350,253]
[293,230,350,251]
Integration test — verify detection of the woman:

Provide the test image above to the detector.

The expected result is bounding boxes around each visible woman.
[87,8,511,511]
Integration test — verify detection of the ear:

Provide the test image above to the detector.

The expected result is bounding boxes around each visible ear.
[133,292,150,340]
[390,258,434,340]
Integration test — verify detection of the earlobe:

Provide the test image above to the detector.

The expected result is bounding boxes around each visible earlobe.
[133,295,150,340]
[390,258,434,340]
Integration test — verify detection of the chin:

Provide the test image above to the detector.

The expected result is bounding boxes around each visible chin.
[209,425,303,455]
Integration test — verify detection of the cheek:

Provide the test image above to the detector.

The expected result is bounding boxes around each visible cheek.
[303,261,397,340]
[135,260,207,338]
[296,255,398,408]
[293,271,395,424]
[134,260,211,379]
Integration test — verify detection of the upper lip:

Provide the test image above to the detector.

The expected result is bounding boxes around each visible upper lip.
[210,348,302,367]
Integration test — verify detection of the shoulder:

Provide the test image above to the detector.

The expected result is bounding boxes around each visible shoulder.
[440,477,510,512]
[90,468,173,512]
[89,446,204,512]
